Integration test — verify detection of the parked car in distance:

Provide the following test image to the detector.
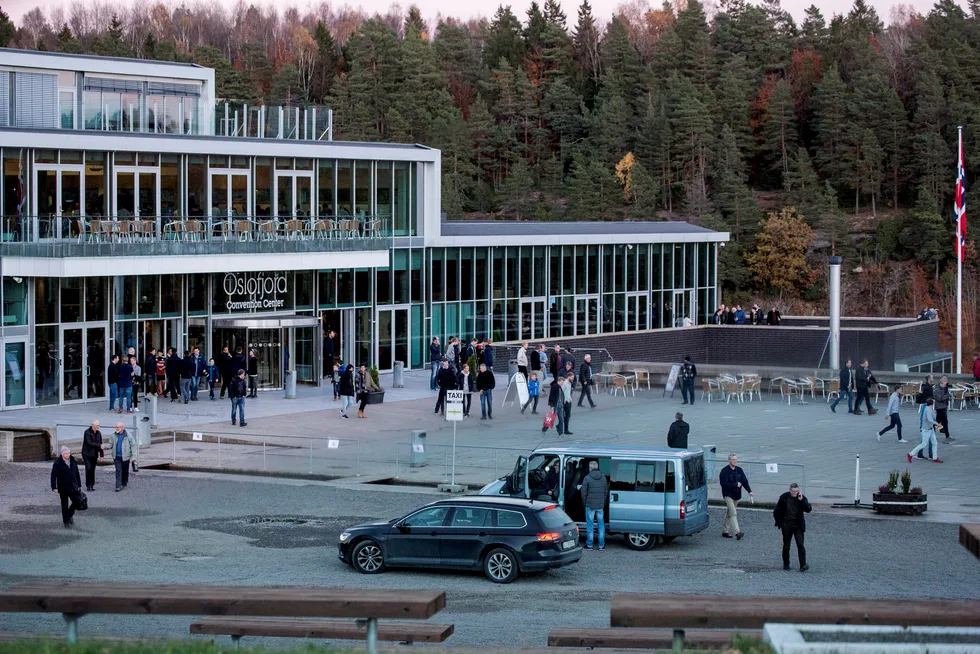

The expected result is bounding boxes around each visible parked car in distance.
[338,496,582,583]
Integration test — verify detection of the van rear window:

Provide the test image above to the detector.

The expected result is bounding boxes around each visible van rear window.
[684,455,706,489]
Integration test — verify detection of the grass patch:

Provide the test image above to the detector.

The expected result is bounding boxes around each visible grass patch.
[726,634,776,654]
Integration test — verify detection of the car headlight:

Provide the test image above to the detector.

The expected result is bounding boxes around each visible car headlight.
[339,532,352,543]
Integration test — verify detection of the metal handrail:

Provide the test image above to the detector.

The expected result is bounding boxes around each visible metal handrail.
[0,214,392,244]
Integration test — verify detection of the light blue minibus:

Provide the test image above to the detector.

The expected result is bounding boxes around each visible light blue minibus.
[479,445,709,550]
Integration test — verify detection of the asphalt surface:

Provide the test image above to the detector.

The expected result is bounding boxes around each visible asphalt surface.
[1,462,978,648]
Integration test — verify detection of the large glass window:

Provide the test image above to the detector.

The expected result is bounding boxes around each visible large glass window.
[318,159,335,217]
[114,276,137,320]
[492,249,505,300]
[187,156,206,218]
[84,155,106,218]
[60,279,83,322]
[411,250,423,304]
[445,248,458,302]
[506,247,519,298]
[161,279,181,317]
[355,161,371,216]
[376,161,392,222]
[138,276,159,317]
[394,250,410,304]
[376,267,391,305]
[319,271,336,307]
[431,249,444,303]
[35,278,58,324]
[562,246,573,295]
[337,270,353,306]
[460,248,474,302]
[2,277,27,326]
[187,274,208,315]
[475,248,488,300]
[337,160,353,215]
[533,246,546,297]
[255,157,272,219]
[393,161,410,236]
[587,245,599,293]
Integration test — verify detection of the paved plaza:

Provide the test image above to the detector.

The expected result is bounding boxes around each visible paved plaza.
[0,461,978,647]
[7,370,979,520]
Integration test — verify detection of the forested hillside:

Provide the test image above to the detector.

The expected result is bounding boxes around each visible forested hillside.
[1,0,977,358]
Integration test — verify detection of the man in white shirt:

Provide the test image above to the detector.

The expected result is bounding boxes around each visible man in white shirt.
[516,341,529,380]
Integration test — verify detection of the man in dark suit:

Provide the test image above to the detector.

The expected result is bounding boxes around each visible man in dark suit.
[51,446,82,528]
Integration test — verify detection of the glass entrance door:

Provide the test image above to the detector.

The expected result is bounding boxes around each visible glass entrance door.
[672,290,695,327]
[249,328,283,390]
[34,166,84,239]
[115,167,159,228]
[574,296,600,336]
[60,324,107,403]
[210,170,251,233]
[519,300,546,340]
[376,307,409,372]
[3,339,27,408]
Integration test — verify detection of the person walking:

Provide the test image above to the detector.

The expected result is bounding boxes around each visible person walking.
[773,483,812,572]
[719,454,753,539]
[667,412,689,449]
[229,368,248,427]
[219,346,233,399]
[356,364,381,419]
[166,348,182,402]
[529,343,542,382]
[189,347,204,401]
[323,330,336,377]
[429,337,441,391]
[247,349,259,398]
[434,359,457,415]
[516,341,529,380]
[908,398,942,463]
[536,344,549,383]
[155,352,167,397]
[577,354,597,409]
[130,356,142,412]
[549,344,563,388]
[522,371,540,415]
[107,354,120,411]
[562,372,575,435]
[108,422,137,492]
[232,346,247,377]
[876,385,907,442]
[483,339,495,369]
[933,375,954,443]
[853,359,877,415]
[579,461,608,551]
[144,348,157,398]
[767,306,781,325]
[458,363,475,417]
[338,363,355,420]
[476,362,495,420]
[179,350,195,404]
[51,446,82,528]
[81,420,104,492]
[905,397,943,463]
[118,356,134,414]
[680,356,697,405]
[330,363,341,401]
[830,359,854,414]
[205,358,219,400]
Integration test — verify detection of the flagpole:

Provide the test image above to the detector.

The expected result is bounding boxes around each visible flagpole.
[957,125,963,375]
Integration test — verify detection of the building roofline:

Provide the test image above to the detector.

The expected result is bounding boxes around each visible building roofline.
[0,47,204,70]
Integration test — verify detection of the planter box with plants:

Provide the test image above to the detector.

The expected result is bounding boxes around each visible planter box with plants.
[873,469,926,515]
[365,366,385,404]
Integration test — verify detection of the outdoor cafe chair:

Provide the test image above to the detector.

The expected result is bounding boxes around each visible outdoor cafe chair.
[313,219,331,239]
[825,379,840,403]
[742,377,762,402]
[233,219,252,241]
[138,219,156,241]
[633,369,651,390]
[185,219,205,241]
[781,380,801,405]
[723,378,742,404]
[612,375,634,398]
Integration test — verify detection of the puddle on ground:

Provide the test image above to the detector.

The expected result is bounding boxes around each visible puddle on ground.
[180,515,375,549]
[0,520,85,553]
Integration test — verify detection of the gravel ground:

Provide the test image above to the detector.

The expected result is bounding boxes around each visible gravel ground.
[1,462,978,648]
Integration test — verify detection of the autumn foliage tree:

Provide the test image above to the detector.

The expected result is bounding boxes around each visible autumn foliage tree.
[747,207,815,298]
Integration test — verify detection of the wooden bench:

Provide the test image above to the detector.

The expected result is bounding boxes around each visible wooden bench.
[548,626,757,649]
[610,593,980,651]
[0,582,447,654]
[962,524,980,559]
[190,616,453,646]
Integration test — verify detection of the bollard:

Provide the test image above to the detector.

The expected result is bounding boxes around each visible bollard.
[854,454,861,506]
[393,361,405,388]
[410,430,426,467]
[136,416,152,448]
[285,370,297,399]
[149,393,158,428]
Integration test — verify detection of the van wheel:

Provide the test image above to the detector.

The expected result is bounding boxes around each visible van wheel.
[625,533,656,551]
[484,548,519,583]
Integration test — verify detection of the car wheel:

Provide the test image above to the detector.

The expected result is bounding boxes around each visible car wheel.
[351,539,386,574]
[624,533,656,551]
[483,548,519,584]
[660,536,676,545]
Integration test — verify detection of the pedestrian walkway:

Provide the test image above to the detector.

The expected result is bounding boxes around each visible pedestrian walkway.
[7,372,978,520]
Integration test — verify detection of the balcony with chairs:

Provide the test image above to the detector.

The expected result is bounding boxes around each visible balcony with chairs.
[0,213,391,258]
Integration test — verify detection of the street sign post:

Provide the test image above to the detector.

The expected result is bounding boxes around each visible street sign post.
[439,391,466,493]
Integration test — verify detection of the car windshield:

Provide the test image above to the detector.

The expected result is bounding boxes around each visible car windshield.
[537,506,573,529]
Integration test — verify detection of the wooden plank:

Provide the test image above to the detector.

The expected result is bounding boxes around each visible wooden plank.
[547,627,755,649]
[960,524,980,559]
[190,617,453,642]
[610,594,980,629]
[0,584,445,620]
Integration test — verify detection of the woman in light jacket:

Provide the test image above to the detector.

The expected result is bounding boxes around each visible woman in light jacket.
[338,364,356,420]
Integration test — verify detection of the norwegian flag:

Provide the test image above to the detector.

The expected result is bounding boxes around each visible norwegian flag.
[955,133,967,261]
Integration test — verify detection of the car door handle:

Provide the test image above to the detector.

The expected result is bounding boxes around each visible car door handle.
[611,493,619,502]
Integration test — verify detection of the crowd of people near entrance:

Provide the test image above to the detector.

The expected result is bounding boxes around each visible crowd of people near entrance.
[105,345,261,426]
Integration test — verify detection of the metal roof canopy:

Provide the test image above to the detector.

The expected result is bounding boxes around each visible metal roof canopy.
[212,315,320,329]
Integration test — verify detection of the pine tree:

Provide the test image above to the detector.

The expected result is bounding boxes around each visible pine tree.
[544,0,567,28]
[800,5,828,52]
[0,8,13,48]
[311,22,338,103]
[712,125,761,241]
[591,90,633,167]
[668,74,713,218]
[572,0,602,105]
[56,25,84,54]
[629,160,659,218]
[812,64,850,185]
[484,6,524,70]
[716,55,754,155]
[497,159,535,219]
[910,185,949,279]
[93,14,132,58]
[433,21,482,115]
[566,156,606,220]
[194,46,255,102]
[675,0,714,90]
[239,42,274,101]
[758,78,797,183]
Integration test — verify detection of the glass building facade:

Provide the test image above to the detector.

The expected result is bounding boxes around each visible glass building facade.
[0,50,726,410]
